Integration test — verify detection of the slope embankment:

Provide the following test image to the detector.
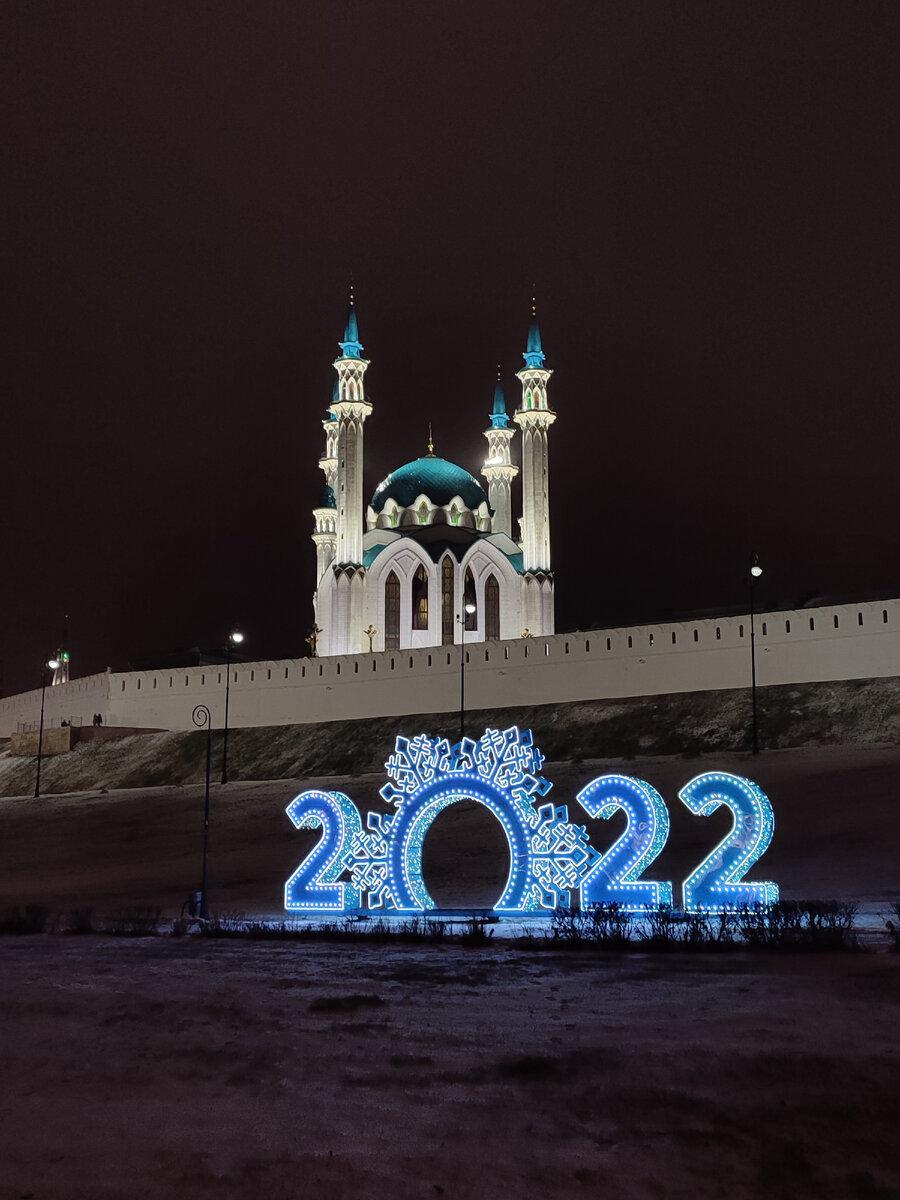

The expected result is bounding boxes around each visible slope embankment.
[0,677,896,797]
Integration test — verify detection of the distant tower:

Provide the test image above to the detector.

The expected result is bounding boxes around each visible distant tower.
[317,295,373,654]
[514,301,556,632]
[312,384,340,583]
[51,616,70,686]
[482,368,518,537]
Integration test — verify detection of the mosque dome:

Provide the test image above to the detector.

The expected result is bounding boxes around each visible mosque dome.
[371,456,488,513]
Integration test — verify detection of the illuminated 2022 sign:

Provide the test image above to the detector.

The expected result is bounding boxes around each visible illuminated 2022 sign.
[284,726,778,915]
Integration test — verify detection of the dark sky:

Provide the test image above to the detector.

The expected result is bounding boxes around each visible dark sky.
[3,1,898,697]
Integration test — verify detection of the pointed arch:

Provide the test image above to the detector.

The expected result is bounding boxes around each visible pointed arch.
[385,572,400,649]
[464,566,477,631]
[485,574,500,640]
[412,565,429,630]
[441,556,455,644]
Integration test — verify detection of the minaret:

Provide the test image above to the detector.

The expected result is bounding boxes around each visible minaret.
[312,483,337,583]
[312,383,339,583]
[326,294,373,654]
[51,616,70,686]
[514,301,556,633]
[482,367,518,537]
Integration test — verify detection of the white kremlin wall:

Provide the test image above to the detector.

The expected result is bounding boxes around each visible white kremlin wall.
[2,597,898,738]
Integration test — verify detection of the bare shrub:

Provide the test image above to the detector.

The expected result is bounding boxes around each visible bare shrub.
[739,900,858,950]
[461,913,494,945]
[102,906,162,937]
[67,908,94,934]
[0,904,49,935]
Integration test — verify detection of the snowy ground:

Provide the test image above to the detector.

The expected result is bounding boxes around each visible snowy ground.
[1,937,898,1199]
[0,744,898,1198]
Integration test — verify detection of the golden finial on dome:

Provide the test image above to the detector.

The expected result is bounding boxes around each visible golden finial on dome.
[427,423,435,456]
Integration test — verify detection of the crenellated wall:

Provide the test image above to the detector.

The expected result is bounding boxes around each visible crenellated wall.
[2,597,897,737]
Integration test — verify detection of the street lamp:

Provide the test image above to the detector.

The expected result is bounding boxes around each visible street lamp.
[221,629,244,785]
[34,657,60,799]
[192,704,212,919]
[458,602,477,743]
[749,553,763,756]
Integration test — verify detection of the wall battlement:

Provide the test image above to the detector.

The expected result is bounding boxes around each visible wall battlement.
[2,597,897,738]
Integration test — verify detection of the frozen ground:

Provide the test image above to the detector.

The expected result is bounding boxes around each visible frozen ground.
[0,743,898,1198]
[1,937,898,1200]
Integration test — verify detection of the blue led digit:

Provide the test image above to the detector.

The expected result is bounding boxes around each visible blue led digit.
[575,774,673,912]
[679,772,778,912]
[284,789,363,912]
[384,772,535,912]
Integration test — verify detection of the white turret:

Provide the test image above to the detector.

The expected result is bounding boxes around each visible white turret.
[513,303,555,633]
[331,298,372,568]
[312,298,373,655]
[481,368,518,537]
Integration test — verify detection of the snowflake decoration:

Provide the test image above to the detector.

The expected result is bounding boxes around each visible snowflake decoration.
[366,726,599,913]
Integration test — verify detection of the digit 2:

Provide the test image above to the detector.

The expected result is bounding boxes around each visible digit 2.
[679,772,779,912]
[284,790,363,912]
[575,774,673,912]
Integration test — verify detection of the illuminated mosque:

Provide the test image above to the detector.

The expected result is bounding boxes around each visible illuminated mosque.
[312,301,557,656]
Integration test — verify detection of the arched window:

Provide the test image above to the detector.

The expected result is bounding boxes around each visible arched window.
[464,567,477,631]
[441,557,454,644]
[418,501,429,524]
[485,574,500,640]
[412,565,428,630]
[385,572,400,650]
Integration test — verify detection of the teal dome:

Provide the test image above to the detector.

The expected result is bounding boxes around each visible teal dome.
[371,456,488,513]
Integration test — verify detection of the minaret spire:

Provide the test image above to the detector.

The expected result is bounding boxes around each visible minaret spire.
[51,615,70,686]
[514,299,556,632]
[312,292,373,656]
[482,364,518,538]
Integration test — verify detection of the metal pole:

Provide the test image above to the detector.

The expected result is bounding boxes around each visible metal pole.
[750,560,759,756]
[193,704,212,919]
[459,614,465,744]
[221,640,231,785]
[34,670,47,799]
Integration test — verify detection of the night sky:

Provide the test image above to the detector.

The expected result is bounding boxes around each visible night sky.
[3,1,898,698]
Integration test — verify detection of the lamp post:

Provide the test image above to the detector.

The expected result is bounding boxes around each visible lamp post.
[221,630,244,785]
[749,553,763,756]
[192,704,212,919]
[458,602,477,743]
[34,657,60,799]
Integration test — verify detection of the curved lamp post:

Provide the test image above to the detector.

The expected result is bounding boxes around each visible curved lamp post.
[221,630,243,785]
[749,553,763,755]
[192,704,212,919]
[34,657,60,799]
[458,602,477,743]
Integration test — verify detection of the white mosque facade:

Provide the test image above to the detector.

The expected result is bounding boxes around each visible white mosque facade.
[312,304,556,657]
